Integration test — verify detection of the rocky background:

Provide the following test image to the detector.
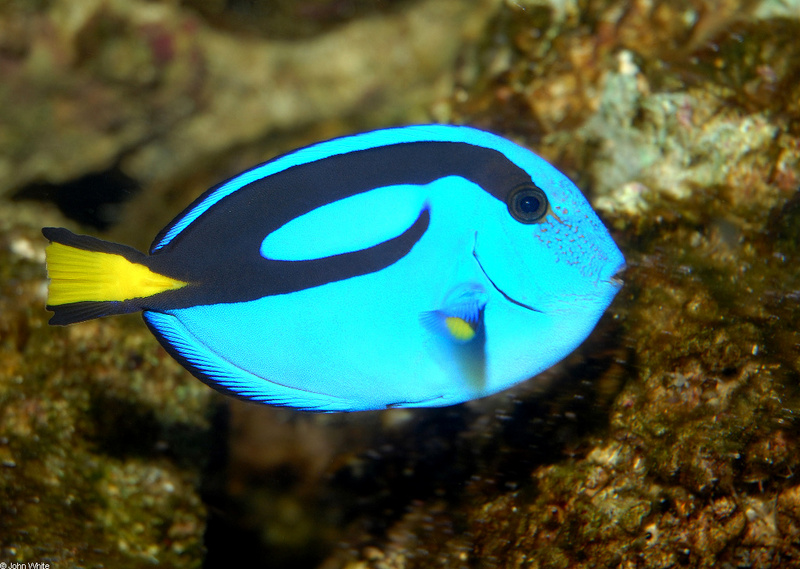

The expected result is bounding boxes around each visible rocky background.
[1,0,800,568]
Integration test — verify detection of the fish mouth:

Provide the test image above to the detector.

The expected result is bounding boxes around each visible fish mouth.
[472,240,543,314]
[608,262,626,289]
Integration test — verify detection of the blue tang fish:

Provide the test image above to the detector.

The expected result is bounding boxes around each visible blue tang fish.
[43,125,625,412]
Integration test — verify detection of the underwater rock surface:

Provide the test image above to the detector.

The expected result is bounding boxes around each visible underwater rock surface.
[1,0,497,240]
[2,0,800,568]
[0,204,211,566]
[316,2,800,568]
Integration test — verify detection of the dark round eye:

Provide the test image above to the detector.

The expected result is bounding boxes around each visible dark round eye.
[507,183,548,223]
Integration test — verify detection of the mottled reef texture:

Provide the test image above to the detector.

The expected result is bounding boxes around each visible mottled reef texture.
[2,0,800,568]
[0,0,498,567]
[1,0,497,239]
[0,203,212,567]
[318,1,800,568]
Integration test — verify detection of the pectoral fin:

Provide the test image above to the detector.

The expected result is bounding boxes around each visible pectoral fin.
[420,283,487,343]
[421,283,488,390]
[420,313,480,343]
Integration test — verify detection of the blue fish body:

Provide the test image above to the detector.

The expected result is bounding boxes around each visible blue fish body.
[43,125,625,412]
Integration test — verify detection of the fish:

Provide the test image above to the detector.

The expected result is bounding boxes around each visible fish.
[42,125,625,412]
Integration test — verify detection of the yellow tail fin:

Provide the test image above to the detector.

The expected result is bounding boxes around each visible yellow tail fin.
[42,227,188,324]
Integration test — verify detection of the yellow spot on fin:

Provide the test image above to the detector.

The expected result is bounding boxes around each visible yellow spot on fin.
[444,316,477,342]
[420,284,487,344]
[420,311,482,345]
[46,241,187,306]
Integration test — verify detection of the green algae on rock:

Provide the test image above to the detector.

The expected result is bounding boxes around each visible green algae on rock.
[317,2,800,568]
[0,0,498,208]
[4,0,800,567]
[0,204,212,567]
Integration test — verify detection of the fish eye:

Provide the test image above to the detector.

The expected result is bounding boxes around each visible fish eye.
[507,183,548,224]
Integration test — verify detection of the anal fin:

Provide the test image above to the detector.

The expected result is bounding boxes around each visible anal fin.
[143,310,350,412]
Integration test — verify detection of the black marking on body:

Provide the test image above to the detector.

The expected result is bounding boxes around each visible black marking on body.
[141,141,531,311]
